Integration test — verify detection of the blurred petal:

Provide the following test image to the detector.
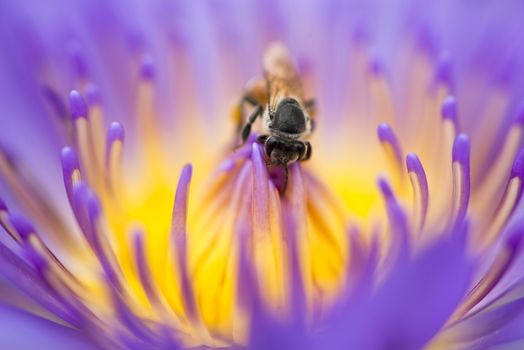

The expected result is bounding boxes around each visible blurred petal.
[0,303,96,350]
[322,227,472,350]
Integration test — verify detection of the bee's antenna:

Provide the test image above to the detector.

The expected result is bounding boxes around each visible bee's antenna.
[281,164,289,195]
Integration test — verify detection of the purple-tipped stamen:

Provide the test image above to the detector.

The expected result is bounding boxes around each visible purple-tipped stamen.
[61,146,80,204]
[510,148,524,180]
[69,90,88,120]
[453,220,524,320]
[406,153,429,232]
[8,213,35,241]
[514,101,524,125]
[107,122,125,143]
[452,133,470,165]
[140,55,156,80]
[85,189,123,292]
[508,147,524,206]
[71,182,91,241]
[377,176,395,201]
[345,227,368,294]
[482,148,524,248]
[252,143,270,233]
[441,95,457,123]
[415,26,438,56]
[236,219,260,312]
[377,123,403,167]
[86,83,102,106]
[105,122,125,187]
[378,176,410,263]
[0,198,20,243]
[133,230,161,307]
[451,134,471,229]
[0,238,75,324]
[285,164,307,328]
[109,282,159,345]
[70,182,122,292]
[8,213,75,285]
[66,42,88,80]
[369,57,385,77]
[434,52,455,91]
[170,164,199,324]
[61,146,80,174]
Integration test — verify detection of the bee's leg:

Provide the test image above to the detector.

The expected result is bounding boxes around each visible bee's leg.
[240,104,263,144]
[257,134,269,144]
[235,94,259,133]
[244,94,259,106]
[300,141,312,161]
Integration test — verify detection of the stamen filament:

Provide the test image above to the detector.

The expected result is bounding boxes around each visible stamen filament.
[449,134,470,230]
[482,149,524,247]
[378,123,404,188]
[406,153,429,234]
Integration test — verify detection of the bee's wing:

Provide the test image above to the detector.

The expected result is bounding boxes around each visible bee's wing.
[304,98,316,134]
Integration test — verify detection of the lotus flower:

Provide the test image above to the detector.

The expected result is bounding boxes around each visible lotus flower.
[1,1,524,349]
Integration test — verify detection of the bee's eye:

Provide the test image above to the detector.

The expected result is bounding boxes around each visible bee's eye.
[269,113,274,120]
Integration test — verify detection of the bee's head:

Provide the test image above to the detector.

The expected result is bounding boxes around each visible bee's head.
[269,98,306,134]
[263,137,305,165]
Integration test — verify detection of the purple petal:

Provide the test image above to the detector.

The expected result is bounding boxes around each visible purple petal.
[0,302,96,350]
[437,286,524,349]
[322,227,472,350]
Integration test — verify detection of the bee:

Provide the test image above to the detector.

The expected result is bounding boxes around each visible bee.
[235,43,316,193]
